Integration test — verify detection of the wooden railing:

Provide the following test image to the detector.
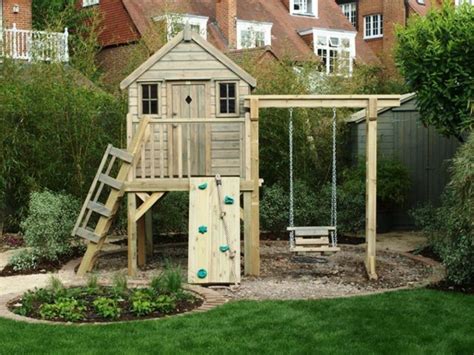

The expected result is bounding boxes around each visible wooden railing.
[0,24,69,62]
[132,118,247,179]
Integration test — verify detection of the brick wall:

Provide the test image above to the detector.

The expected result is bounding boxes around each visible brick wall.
[216,0,237,49]
[3,0,32,30]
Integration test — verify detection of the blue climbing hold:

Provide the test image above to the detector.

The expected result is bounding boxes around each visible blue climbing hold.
[198,226,208,234]
[219,245,230,253]
[198,182,208,190]
[224,195,235,205]
[197,269,207,279]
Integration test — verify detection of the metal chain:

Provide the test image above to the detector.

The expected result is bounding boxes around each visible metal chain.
[331,107,338,247]
[288,108,295,249]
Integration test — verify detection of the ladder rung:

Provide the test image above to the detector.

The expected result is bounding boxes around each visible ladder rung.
[75,227,101,243]
[87,201,112,218]
[110,147,133,163]
[291,246,341,253]
[295,237,329,245]
[98,174,123,190]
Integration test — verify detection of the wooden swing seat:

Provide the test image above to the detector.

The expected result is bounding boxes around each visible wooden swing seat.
[288,226,340,254]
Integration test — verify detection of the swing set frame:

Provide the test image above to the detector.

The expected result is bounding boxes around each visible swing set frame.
[244,95,401,280]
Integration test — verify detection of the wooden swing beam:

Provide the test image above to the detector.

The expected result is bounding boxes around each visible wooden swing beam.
[244,95,401,280]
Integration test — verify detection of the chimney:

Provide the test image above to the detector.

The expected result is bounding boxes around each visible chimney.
[216,0,237,48]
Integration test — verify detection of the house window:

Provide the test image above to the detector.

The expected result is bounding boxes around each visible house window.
[291,0,317,16]
[455,0,474,5]
[154,14,209,41]
[141,84,159,115]
[308,29,356,75]
[82,0,99,7]
[217,82,238,116]
[236,20,273,49]
[364,14,383,39]
[340,2,357,27]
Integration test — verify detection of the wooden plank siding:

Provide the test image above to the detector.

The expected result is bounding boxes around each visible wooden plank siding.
[127,41,251,179]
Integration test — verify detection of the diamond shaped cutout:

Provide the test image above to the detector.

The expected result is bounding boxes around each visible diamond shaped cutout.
[185,96,193,104]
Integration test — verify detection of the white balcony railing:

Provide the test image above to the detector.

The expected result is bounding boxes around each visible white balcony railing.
[0,24,69,62]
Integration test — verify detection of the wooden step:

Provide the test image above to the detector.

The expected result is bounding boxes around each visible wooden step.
[98,174,123,190]
[75,227,101,243]
[288,226,335,237]
[87,201,112,218]
[109,147,133,163]
[295,237,329,245]
[291,246,341,253]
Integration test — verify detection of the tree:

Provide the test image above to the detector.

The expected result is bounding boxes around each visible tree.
[395,2,474,142]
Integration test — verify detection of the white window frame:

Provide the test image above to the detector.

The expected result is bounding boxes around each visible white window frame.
[340,2,357,27]
[216,81,240,118]
[290,0,318,17]
[82,0,99,7]
[154,13,209,41]
[236,20,273,50]
[455,0,474,5]
[138,82,161,117]
[300,28,356,76]
[364,14,383,39]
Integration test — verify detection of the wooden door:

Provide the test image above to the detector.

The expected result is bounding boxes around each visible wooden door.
[170,82,209,176]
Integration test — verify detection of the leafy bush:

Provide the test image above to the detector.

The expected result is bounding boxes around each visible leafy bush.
[8,250,40,272]
[93,297,121,319]
[130,290,155,316]
[154,295,176,314]
[20,191,80,262]
[39,297,86,322]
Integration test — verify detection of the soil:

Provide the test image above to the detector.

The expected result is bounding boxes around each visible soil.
[94,240,436,300]
[8,287,203,323]
[411,245,442,263]
[427,280,474,295]
[0,248,84,277]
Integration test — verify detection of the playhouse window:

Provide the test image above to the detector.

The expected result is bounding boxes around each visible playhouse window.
[141,84,159,115]
[218,82,238,116]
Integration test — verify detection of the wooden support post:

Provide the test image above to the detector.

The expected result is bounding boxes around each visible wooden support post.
[245,98,260,276]
[145,210,153,258]
[137,215,146,268]
[365,98,378,280]
[128,193,138,276]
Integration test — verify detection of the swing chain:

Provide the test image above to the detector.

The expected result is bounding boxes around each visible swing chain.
[289,108,295,249]
[331,107,338,247]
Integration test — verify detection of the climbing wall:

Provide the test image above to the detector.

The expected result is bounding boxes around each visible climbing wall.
[188,177,241,284]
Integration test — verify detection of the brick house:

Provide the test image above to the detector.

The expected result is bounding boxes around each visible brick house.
[0,0,32,31]
[80,0,381,84]
[334,0,469,70]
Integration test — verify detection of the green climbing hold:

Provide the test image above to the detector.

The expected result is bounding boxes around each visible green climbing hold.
[219,245,230,253]
[198,182,208,190]
[197,269,207,279]
[198,226,208,234]
[224,195,235,205]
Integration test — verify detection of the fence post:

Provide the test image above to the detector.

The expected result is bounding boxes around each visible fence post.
[63,27,69,62]
[12,23,18,59]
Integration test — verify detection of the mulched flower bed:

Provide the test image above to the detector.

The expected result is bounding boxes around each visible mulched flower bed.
[0,248,84,277]
[428,281,474,295]
[9,285,203,323]
[0,233,25,250]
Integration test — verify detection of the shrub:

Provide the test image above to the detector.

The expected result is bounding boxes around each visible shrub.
[130,290,155,316]
[39,297,86,322]
[154,295,176,314]
[20,191,80,261]
[8,250,40,272]
[93,297,121,319]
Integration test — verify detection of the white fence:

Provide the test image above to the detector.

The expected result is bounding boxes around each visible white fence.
[0,24,69,62]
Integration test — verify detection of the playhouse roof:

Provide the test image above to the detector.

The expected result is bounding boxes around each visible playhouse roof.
[120,29,257,90]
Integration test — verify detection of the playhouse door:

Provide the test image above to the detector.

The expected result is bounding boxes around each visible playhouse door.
[170,82,209,176]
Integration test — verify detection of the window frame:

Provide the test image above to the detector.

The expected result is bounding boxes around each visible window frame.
[139,82,161,117]
[455,0,474,5]
[290,0,318,17]
[340,2,357,28]
[364,14,384,40]
[236,20,273,50]
[153,13,209,41]
[82,0,99,7]
[216,81,239,118]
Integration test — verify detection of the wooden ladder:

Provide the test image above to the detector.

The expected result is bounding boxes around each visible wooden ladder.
[73,118,150,275]
[288,227,341,254]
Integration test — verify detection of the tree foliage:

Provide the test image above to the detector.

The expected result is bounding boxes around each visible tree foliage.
[395,2,474,141]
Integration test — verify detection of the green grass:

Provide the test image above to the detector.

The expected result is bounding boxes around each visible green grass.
[0,289,473,354]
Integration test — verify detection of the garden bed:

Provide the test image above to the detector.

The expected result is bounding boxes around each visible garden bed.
[8,278,203,323]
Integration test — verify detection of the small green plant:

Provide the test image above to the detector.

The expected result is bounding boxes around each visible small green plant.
[8,250,40,271]
[93,297,121,319]
[39,297,86,322]
[154,295,176,314]
[48,276,65,295]
[150,263,184,295]
[130,290,155,316]
[112,272,128,296]
[86,273,99,292]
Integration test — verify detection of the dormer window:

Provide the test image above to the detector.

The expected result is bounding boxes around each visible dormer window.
[154,14,209,41]
[455,0,474,5]
[236,20,273,49]
[82,0,99,7]
[340,2,357,27]
[290,0,317,17]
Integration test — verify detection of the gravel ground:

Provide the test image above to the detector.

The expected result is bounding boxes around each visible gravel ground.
[94,240,436,300]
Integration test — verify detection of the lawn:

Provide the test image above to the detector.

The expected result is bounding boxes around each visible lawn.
[0,289,472,354]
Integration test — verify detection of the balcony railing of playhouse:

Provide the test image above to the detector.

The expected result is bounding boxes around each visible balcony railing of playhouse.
[132,117,248,180]
[0,24,69,62]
